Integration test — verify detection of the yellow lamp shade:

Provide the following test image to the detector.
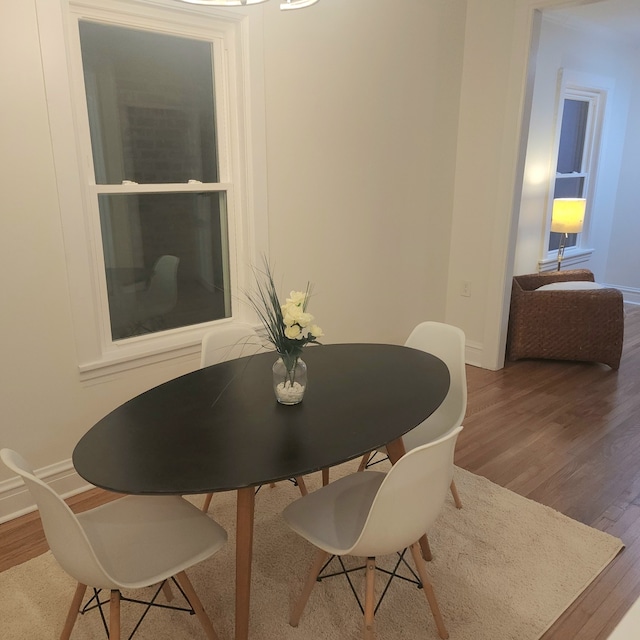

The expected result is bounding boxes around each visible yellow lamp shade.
[550,198,586,234]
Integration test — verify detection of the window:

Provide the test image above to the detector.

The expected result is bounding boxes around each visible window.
[79,21,231,340]
[548,96,593,252]
[544,72,608,267]
[37,0,267,377]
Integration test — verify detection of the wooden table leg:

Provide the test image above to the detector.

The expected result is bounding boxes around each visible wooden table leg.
[385,437,406,464]
[236,487,255,640]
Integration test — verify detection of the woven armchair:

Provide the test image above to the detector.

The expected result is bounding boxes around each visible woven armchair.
[507,269,624,369]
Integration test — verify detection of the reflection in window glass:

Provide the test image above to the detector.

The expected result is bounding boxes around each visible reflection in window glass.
[78,19,231,343]
[79,21,218,185]
[99,193,230,340]
[556,100,588,174]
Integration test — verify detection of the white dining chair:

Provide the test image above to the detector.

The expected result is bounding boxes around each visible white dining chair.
[132,254,180,332]
[282,426,462,640]
[200,322,264,369]
[199,324,308,513]
[358,321,467,509]
[0,448,226,640]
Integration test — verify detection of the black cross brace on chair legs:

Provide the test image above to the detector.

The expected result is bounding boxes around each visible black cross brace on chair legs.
[316,549,423,615]
[363,451,390,470]
[80,577,197,640]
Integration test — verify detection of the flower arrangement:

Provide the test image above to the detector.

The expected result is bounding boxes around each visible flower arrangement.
[249,262,323,365]
[248,261,323,401]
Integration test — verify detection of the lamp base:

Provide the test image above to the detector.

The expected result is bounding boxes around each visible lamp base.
[556,233,568,271]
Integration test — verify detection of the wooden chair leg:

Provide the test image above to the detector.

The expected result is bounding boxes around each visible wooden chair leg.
[357,452,371,472]
[295,476,308,496]
[60,582,86,640]
[363,557,376,640]
[409,543,448,640]
[419,534,432,561]
[175,571,219,640]
[290,548,330,627]
[109,590,121,640]
[322,468,329,486]
[450,479,463,509]
[202,492,213,513]
[161,579,174,601]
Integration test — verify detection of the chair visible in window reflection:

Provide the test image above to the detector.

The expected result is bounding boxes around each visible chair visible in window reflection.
[0,448,226,640]
[133,255,180,332]
[199,324,308,513]
[283,427,463,640]
[358,321,466,509]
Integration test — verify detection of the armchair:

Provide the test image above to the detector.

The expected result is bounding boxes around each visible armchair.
[507,269,624,369]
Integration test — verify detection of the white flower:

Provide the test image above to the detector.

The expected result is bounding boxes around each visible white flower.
[282,303,304,326]
[297,312,313,328]
[309,324,324,338]
[284,324,302,339]
[286,291,307,306]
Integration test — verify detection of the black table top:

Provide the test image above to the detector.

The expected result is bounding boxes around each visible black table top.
[73,343,450,495]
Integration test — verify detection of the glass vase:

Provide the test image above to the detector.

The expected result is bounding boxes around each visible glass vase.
[272,356,307,405]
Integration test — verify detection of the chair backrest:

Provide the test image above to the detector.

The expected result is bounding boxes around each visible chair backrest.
[200,323,263,368]
[403,321,467,447]
[144,254,180,316]
[0,449,114,589]
[350,426,462,557]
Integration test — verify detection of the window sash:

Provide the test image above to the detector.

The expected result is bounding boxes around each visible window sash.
[545,80,605,260]
[35,0,268,379]
[70,12,237,348]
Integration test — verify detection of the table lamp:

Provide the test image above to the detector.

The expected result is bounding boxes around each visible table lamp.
[551,198,586,271]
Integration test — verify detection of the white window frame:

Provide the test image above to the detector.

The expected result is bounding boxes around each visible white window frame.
[539,70,610,272]
[36,0,268,379]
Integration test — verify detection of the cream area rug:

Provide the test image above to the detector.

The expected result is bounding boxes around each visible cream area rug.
[0,462,624,640]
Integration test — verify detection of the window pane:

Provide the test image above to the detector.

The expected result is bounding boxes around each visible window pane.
[548,232,577,252]
[99,193,230,340]
[79,21,218,185]
[553,176,584,199]
[556,99,588,174]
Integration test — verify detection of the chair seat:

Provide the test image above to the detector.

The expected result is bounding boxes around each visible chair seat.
[283,471,385,555]
[78,495,227,589]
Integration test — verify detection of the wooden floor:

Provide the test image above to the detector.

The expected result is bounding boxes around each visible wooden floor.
[459,304,640,640]
[2,306,640,639]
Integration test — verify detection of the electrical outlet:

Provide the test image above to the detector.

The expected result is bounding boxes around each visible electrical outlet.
[461,280,471,297]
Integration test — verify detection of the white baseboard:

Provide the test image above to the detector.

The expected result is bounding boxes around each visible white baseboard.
[465,340,483,368]
[0,459,93,524]
[611,284,640,307]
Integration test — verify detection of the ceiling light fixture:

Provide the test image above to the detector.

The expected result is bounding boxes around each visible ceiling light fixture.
[176,0,320,9]
[280,0,319,9]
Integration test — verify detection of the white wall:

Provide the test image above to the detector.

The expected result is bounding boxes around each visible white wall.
[445,0,535,370]
[606,58,640,298]
[261,0,466,345]
[0,0,467,490]
[513,16,636,283]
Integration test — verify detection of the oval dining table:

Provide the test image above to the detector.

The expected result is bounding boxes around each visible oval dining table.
[73,343,450,640]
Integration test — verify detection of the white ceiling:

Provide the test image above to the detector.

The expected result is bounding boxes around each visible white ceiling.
[545,0,640,44]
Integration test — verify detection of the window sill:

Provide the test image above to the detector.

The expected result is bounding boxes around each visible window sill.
[538,248,594,273]
[78,321,259,382]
